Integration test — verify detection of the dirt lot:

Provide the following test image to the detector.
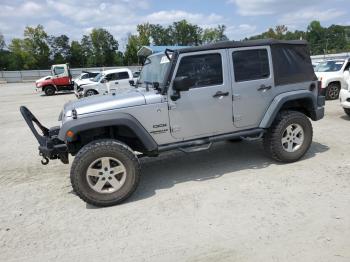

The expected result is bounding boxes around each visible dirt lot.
[0,83,349,262]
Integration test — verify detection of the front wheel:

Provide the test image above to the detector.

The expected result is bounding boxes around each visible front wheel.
[263,111,313,163]
[70,139,140,207]
[326,84,340,100]
[85,89,98,97]
[44,86,55,96]
[344,108,350,117]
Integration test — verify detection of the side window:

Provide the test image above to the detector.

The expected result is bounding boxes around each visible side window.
[54,66,65,75]
[81,74,89,79]
[117,71,130,80]
[232,49,270,82]
[105,73,117,81]
[176,53,223,88]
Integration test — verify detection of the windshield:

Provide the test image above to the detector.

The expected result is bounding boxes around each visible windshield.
[315,60,344,72]
[138,53,171,87]
[93,73,104,82]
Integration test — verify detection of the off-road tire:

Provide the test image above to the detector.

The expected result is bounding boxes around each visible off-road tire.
[70,139,140,207]
[263,110,313,163]
[44,86,55,96]
[326,83,340,100]
[85,89,98,97]
[344,108,350,117]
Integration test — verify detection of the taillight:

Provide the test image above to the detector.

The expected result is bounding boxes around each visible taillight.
[317,80,322,94]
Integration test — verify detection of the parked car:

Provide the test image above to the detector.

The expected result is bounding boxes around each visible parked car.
[315,58,350,100]
[340,70,350,117]
[74,68,134,98]
[73,71,100,87]
[35,75,52,84]
[35,64,74,96]
[21,39,325,206]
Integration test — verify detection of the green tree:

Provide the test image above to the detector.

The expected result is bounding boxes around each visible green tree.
[306,21,326,55]
[137,23,151,46]
[124,34,140,65]
[48,34,70,64]
[89,28,119,66]
[202,25,228,44]
[0,33,5,50]
[171,20,202,46]
[23,25,50,68]
[149,24,173,45]
[69,40,83,67]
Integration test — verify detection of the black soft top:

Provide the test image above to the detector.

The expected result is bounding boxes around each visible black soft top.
[176,39,316,86]
[177,39,308,54]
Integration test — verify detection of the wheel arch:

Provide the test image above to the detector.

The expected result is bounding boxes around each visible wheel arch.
[260,90,318,128]
[58,112,158,154]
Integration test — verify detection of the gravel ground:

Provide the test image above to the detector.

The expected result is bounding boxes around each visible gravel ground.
[0,83,349,262]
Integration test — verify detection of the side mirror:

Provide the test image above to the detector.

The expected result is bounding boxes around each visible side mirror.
[173,76,194,92]
[101,78,107,84]
[129,80,135,86]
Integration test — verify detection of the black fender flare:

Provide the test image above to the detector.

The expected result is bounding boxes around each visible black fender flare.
[58,112,158,152]
[259,90,320,128]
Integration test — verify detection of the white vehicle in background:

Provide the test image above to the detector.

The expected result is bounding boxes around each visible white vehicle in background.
[340,70,350,117]
[73,71,100,87]
[35,75,51,84]
[315,58,350,100]
[75,68,134,98]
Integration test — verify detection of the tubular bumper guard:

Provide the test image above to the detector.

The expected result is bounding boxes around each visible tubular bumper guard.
[20,106,69,164]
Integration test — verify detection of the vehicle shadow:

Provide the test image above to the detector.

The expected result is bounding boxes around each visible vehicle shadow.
[125,140,329,204]
[39,91,74,97]
[340,115,350,120]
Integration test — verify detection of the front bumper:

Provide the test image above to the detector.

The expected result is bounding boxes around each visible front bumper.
[20,106,69,164]
[340,89,350,109]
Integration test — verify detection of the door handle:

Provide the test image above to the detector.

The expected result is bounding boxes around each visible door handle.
[115,81,119,84]
[213,91,229,98]
[257,84,272,91]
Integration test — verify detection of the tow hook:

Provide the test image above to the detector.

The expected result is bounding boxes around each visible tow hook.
[41,157,49,165]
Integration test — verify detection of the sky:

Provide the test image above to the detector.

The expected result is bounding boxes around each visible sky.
[0,0,349,49]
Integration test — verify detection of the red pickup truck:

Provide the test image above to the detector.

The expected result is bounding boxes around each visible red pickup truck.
[36,64,74,96]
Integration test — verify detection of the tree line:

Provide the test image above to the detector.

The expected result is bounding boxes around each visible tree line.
[0,20,349,70]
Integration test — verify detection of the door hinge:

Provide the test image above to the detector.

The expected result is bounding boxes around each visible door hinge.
[168,103,176,110]
[232,94,241,101]
[234,115,242,122]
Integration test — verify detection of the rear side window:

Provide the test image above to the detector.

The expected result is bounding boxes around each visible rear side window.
[105,73,117,81]
[117,71,130,80]
[232,49,270,82]
[176,53,223,88]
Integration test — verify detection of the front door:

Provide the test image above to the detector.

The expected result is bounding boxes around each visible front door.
[168,50,234,140]
[229,46,276,128]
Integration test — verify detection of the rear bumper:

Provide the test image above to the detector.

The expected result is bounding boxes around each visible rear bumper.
[20,106,69,164]
[313,95,325,121]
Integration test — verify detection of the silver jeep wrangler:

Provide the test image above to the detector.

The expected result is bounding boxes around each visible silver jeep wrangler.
[21,39,325,206]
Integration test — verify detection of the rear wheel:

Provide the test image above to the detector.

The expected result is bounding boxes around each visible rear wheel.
[326,83,340,100]
[344,108,350,117]
[70,139,140,207]
[263,110,313,163]
[85,89,98,97]
[44,86,55,96]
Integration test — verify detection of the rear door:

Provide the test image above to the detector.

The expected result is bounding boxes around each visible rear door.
[168,50,234,140]
[116,71,132,89]
[229,46,276,128]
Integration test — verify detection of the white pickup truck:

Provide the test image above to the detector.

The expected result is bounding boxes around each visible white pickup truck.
[315,58,350,100]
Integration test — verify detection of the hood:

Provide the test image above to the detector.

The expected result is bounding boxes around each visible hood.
[315,71,340,78]
[63,88,162,117]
